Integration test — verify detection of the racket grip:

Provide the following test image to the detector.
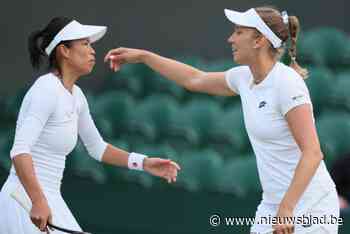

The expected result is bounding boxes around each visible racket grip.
[10,186,32,212]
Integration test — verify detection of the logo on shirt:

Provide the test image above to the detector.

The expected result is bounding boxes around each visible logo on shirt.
[302,223,313,228]
[258,101,267,108]
[292,94,304,101]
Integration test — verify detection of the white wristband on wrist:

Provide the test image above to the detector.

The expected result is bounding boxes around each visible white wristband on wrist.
[128,152,147,171]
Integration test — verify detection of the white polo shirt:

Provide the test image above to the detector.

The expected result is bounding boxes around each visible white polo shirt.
[225,62,335,205]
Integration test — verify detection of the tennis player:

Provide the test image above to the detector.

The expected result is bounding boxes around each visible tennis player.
[0,17,180,234]
[105,6,339,234]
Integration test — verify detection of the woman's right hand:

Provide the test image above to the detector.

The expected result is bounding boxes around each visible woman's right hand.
[30,198,52,232]
[104,47,148,71]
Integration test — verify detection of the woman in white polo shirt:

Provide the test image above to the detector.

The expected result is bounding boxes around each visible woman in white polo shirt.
[105,6,339,234]
[0,17,180,234]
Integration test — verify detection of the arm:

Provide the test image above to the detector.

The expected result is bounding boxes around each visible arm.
[12,155,51,231]
[274,104,323,233]
[13,155,46,204]
[280,104,323,209]
[10,79,57,231]
[77,90,180,182]
[104,48,237,96]
[101,144,180,183]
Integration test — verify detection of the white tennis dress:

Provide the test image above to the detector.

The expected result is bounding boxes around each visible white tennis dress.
[0,73,107,234]
[225,62,339,234]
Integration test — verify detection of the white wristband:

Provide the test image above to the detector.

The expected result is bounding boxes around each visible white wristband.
[128,152,147,171]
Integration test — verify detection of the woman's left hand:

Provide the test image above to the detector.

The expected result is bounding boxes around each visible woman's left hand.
[143,158,181,183]
[273,203,295,234]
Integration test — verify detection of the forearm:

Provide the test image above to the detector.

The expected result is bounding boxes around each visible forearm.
[141,51,205,89]
[100,144,129,167]
[12,154,46,204]
[100,144,179,182]
[281,150,323,210]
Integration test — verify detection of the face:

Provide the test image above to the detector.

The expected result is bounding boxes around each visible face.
[62,38,96,76]
[227,26,261,65]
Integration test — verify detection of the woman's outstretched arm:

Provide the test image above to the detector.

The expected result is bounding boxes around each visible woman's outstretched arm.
[104,48,237,96]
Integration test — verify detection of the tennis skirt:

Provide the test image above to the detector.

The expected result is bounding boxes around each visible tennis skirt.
[251,187,340,234]
[0,174,82,234]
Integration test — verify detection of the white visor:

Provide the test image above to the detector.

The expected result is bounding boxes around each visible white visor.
[45,20,107,56]
[224,8,282,48]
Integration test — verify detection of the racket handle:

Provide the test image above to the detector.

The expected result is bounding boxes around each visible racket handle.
[10,187,91,234]
[48,223,87,234]
[10,187,31,212]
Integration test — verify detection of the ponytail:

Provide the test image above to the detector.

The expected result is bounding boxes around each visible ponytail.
[28,30,46,69]
[287,16,308,79]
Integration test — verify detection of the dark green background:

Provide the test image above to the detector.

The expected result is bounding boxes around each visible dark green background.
[0,0,347,95]
[1,169,349,234]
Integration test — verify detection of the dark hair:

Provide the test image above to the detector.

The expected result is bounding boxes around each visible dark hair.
[255,6,308,78]
[28,17,73,71]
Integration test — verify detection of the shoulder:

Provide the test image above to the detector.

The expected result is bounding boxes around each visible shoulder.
[274,62,306,87]
[225,65,251,90]
[74,85,87,102]
[226,65,250,77]
[31,73,61,94]
[273,63,311,114]
[73,85,89,113]
[273,63,309,98]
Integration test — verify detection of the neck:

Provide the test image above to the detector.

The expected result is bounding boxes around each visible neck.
[54,68,79,93]
[249,55,277,84]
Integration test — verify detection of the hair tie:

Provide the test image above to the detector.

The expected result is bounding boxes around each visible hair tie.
[281,11,289,25]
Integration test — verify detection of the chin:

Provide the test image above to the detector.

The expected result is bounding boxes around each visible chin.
[233,57,242,65]
[233,57,248,65]
[79,68,93,77]
[84,65,95,75]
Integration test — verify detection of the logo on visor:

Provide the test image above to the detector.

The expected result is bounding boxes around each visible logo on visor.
[258,101,267,108]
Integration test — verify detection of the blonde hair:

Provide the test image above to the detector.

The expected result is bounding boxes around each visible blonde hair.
[255,6,308,78]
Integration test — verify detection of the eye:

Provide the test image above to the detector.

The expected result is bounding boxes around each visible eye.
[233,27,243,35]
[234,30,242,35]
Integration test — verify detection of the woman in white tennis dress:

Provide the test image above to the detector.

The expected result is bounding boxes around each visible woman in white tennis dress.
[105,6,339,234]
[0,17,180,234]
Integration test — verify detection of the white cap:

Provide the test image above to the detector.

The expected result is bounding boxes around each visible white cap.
[45,20,107,56]
[224,8,282,48]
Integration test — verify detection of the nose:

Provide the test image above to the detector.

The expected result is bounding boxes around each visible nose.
[227,33,234,44]
[90,46,96,55]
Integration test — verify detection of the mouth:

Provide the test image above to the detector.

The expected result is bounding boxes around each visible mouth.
[231,47,237,54]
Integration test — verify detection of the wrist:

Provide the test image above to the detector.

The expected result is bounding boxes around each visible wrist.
[279,199,295,212]
[140,50,152,63]
[31,194,47,206]
[128,152,147,171]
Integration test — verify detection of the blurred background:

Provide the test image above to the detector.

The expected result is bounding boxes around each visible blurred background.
[1,0,350,233]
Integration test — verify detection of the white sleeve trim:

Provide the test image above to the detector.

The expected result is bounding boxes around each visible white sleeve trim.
[10,149,32,159]
[225,70,239,94]
[281,99,312,116]
[89,140,108,162]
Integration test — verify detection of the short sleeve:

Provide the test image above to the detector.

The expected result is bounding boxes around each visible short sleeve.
[277,75,312,116]
[225,66,250,95]
[77,88,107,161]
[10,77,58,158]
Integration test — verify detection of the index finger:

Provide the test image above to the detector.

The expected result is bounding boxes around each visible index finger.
[170,161,181,170]
[40,217,48,231]
[104,47,126,62]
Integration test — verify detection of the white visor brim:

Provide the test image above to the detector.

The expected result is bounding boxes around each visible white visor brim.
[45,20,107,56]
[224,8,282,48]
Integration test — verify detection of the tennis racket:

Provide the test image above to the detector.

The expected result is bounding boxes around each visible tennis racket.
[10,187,92,234]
